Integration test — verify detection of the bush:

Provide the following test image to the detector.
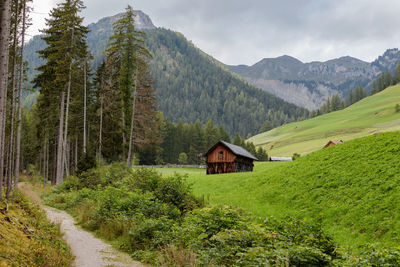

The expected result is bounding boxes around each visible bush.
[292,153,301,160]
[76,153,97,176]
[178,152,188,164]
[123,168,203,214]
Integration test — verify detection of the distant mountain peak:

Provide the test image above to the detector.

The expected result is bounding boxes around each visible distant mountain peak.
[371,48,400,71]
[88,10,156,31]
[257,55,303,66]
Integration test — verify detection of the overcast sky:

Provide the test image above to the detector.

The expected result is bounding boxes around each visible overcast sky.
[29,0,400,65]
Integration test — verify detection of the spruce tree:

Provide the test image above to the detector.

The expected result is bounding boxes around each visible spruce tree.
[33,0,90,184]
[103,5,156,166]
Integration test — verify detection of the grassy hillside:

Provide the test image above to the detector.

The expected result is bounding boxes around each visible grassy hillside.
[157,131,400,250]
[0,191,73,266]
[248,84,400,156]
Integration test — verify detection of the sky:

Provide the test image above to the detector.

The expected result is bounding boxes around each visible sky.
[29,0,400,66]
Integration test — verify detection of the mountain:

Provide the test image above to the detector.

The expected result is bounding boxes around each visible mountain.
[248,83,400,156]
[23,11,308,137]
[228,49,400,110]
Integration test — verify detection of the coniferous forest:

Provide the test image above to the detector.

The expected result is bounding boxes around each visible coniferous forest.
[24,15,310,138]
[0,0,271,188]
[2,0,400,266]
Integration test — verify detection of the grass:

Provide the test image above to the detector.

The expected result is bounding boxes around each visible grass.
[247,84,400,156]
[0,190,73,266]
[157,131,400,251]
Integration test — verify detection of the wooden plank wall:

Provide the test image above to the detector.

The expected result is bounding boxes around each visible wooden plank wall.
[206,145,236,163]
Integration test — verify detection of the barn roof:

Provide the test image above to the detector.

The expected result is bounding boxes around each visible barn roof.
[270,156,292,161]
[205,140,258,160]
[323,140,344,148]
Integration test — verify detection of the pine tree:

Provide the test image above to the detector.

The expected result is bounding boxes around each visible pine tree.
[33,0,90,184]
[204,119,219,149]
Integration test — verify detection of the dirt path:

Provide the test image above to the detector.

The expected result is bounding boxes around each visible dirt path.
[18,183,143,267]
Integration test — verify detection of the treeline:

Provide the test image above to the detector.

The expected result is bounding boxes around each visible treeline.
[311,61,400,117]
[311,86,367,116]
[138,116,268,165]
[0,0,31,199]
[370,62,400,94]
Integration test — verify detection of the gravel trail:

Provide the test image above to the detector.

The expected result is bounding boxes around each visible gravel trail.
[19,182,143,267]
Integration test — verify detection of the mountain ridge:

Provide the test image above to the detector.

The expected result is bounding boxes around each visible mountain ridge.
[23,11,308,137]
[227,49,400,110]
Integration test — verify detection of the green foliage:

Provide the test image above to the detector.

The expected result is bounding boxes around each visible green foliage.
[76,153,97,176]
[395,103,400,113]
[45,164,348,265]
[292,153,301,160]
[371,71,393,95]
[178,152,188,164]
[176,206,337,266]
[156,117,233,165]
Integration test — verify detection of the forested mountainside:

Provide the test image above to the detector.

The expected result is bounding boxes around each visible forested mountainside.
[23,12,308,137]
[228,49,400,110]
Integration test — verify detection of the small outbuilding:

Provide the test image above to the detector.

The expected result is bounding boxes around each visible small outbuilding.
[205,141,258,175]
[269,156,293,162]
[323,140,343,148]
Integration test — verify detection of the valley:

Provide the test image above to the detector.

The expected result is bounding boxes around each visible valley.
[249,83,400,156]
[1,0,400,266]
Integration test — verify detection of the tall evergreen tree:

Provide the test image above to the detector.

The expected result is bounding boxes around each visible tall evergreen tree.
[103,5,156,166]
[33,0,90,184]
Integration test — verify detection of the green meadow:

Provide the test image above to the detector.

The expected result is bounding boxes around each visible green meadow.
[248,84,400,157]
[156,131,400,251]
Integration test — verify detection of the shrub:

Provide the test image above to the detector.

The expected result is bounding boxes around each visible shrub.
[123,168,203,214]
[76,153,97,176]
[127,216,176,251]
[292,153,301,160]
[178,152,188,165]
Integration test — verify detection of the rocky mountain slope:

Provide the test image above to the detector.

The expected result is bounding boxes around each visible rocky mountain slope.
[228,49,400,110]
[24,11,308,137]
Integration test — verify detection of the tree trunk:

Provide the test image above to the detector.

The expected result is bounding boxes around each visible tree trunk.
[127,72,138,167]
[56,91,65,184]
[62,28,74,178]
[122,110,126,159]
[43,138,47,188]
[6,0,20,198]
[15,0,27,188]
[46,138,49,185]
[74,136,78,172]
[99,93,103,163]
[83,59,87,154]
[0,0,12,200]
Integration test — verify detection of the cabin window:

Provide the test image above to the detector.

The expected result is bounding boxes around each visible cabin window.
[218,151,224,160]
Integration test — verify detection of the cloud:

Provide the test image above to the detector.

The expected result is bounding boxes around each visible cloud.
[31,0,400,65]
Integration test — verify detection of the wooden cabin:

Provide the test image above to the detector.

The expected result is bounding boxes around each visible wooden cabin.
[323,140,343,148]
[205,141,258,175]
